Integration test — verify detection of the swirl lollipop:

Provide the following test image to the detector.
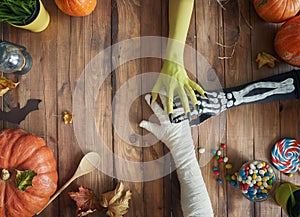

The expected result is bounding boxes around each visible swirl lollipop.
[271,138,300,174]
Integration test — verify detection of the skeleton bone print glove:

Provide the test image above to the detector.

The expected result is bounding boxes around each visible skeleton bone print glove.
[172,70,300,126]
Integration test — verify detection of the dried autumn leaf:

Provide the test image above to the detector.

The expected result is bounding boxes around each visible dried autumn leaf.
[63,111,73,124]
[100,182,132,217]
[68,186,103,217]
[256,52,278,69]
[0,76,19,96]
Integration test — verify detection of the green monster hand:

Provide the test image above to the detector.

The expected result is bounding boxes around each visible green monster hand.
[151,0,206,122]
[151,60,205,122]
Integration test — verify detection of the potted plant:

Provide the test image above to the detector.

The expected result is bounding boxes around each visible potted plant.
[275,182,300,217]
[0,0,50,32]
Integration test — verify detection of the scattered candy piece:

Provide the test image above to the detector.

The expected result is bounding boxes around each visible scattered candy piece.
[220,143,227,148]
[225,163,232,169]
[213,166,218,171]
[225,174,231,181]
[217,150,222,156]
[212,149,217,155]
[288,173,293,178]
[223,157,229,163]
[215,155,220,160]
[217,157,224,163]
[217,178,223,184]
[198,147,205,154]
[213,170,220,176]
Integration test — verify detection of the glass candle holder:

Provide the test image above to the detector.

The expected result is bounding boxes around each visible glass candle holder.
[0,41,32,75]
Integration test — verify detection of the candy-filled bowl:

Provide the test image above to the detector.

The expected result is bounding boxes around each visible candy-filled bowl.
[237,160,277,202]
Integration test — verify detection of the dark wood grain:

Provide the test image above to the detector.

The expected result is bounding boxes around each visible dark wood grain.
[195,1,227,216]
[112,1,144,217]
[223,1,255,217]
[0,1,299,217]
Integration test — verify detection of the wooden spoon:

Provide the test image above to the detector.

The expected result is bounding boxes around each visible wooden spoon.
[36,152,101,215]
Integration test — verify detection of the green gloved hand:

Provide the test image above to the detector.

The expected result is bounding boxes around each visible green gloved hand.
[151,60,205,122]
[151,0,206,122]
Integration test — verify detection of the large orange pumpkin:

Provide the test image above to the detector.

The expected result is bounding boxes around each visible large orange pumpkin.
[0,129,58,217]
[55,0,97,16]
[274,16,300,67]
[253,0,300,23]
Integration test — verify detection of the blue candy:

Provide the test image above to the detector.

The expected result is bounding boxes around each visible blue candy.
[230,180,236,186]
[239,170,246,177]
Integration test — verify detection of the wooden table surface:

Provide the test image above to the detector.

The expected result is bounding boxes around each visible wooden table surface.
[1,0,300,217]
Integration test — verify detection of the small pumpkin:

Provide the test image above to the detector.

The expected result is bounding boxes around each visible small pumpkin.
[0,129,58,217]
[253,0,300,23]
[274,16,300,67]
[55,0,97,16]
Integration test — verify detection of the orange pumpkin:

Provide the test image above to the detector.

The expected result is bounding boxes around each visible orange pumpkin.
[0,129,58,217]
[253,0,300,23]
[274,16,300,67]
[55,0,97,16]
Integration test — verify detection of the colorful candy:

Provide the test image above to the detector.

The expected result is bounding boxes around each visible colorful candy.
[225,163,232,169]
[198,147,206,154]
[217,178,223,184]
[234,160,276,202]
[213,170,220,176]
[271,138,300,174]
[223,157,229,163]
[212,143,235,184]
[221,143,227,148]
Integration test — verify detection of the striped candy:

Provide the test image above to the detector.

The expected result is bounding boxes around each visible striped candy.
[271,138,300,174]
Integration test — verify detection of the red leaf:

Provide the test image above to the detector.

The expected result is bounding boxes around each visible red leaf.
[68,186,103,217]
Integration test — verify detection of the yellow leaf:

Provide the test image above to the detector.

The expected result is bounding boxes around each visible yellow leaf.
[256,52,278,69]
[0,76,19,96]
[100,182,132,217]
[63,111,73,124]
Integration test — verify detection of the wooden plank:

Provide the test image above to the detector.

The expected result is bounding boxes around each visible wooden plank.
[195,1,226,217]
[112,1,144,216]
[223,1,254,217]
[160,1,173,216]
[2,1,300,216]
[55,7,86,217]
[250,1,285,217]
[280,99,300,217]
[140,0,168,217]
[80,0,114,201]
[168,2,198,217]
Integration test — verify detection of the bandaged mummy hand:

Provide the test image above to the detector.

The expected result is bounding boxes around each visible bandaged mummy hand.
[139,94,214,217]
[173,69,300,126]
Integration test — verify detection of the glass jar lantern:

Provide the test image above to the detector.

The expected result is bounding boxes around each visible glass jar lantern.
[0,40,32,75]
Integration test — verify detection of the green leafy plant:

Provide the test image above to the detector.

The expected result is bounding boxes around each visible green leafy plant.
[288,186,300,217]
[0,0,37,25]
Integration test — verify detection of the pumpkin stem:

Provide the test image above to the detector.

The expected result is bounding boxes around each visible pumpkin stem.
[1,169,11,181]
[15,169,37,191]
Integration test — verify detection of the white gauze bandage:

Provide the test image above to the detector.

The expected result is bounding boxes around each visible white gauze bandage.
[139,94,214,217]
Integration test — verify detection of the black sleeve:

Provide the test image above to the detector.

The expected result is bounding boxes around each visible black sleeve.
[224,69,300,104]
